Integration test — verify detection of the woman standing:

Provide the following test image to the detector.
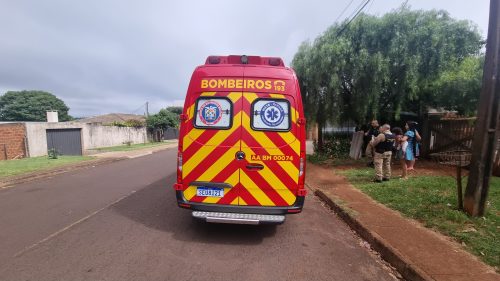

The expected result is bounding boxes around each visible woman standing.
[403,121,421,171]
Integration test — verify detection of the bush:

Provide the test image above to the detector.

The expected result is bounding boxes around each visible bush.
[123,119,145,128]
[48,148,59,159]
[107,119,145,127]
[315,133,351,159]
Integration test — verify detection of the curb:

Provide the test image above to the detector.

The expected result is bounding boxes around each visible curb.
[0,144,178,190]
[307,183,435,281]
[0,157,125,189]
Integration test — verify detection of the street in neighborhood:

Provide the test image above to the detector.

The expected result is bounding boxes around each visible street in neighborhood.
[1,1,499,281]
[0,148,398,281]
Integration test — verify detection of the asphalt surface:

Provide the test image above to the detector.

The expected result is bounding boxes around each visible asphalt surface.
[0,148,397,281]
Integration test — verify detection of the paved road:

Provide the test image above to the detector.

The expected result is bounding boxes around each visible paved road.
[0,148,397,281]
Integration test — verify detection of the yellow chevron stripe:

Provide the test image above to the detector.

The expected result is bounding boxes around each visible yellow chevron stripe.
[240,170,275,206]
[182,111,242,178]
[230,197,239,205]
[240,142,296,205]
[239,196,247,206]
[183,129,203,151]
[183,186,197,201]
[290,107,298,123]
[196,147,238,182]
[227,92,242,101]
[269,93,284,98]
[243,92,258,103]
[201,92,217,96]
[186,104,195,120]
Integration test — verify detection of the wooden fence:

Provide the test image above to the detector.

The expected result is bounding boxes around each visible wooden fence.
[422,117,500,176]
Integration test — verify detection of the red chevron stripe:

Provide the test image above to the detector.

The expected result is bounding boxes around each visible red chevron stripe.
[241,167,289,206]
[210,159,241,183]
[241,129,298,192]
[237,184,262,206]
[183,131,241,184]
[215,185,239,205]
[263,130,300,158]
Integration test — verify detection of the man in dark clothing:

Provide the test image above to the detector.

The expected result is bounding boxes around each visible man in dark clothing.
[364,119,379,167]
[370,124,395,182]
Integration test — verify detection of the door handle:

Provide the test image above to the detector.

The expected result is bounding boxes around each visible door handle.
[246,163,264,170]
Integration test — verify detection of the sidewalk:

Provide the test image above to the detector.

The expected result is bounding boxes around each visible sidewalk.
[306,163,499,281]
[0,142,178,189]
[92,142,178,159]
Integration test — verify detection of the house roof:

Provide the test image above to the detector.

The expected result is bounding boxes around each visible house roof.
[76,113,146,124]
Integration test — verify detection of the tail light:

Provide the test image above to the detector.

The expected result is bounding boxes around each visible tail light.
[299,156,305,177]
[177,151,183,183]
[298,151,307,196]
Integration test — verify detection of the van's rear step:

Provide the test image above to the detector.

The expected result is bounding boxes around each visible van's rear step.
[192,211,285,225]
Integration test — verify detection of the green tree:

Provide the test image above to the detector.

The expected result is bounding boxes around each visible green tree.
[0,90,72,121]
[166,106,183,115]
[146,108,179,129]
[432,56,484,116]
[292,7,484,152]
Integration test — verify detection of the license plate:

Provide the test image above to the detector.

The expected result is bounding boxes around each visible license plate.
[196,187,224,197]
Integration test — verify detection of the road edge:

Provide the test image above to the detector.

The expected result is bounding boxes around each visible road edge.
[0,144,178,190]
[0,157,125,189]
[306,183,434,281]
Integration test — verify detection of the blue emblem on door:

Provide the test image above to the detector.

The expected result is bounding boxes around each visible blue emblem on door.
[199,101,222,125]
[260,102,285,127]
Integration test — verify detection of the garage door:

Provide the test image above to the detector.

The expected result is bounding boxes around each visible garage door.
[46,129,82,156]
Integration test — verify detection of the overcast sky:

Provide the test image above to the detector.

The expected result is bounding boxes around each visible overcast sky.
[0,0,491,117]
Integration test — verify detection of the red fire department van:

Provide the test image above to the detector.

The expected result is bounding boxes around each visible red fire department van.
[173,55,307,225]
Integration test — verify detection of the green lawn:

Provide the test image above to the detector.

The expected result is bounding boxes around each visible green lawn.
[0,156,94,179]
[92,141,176,152]
[341,167,500,269]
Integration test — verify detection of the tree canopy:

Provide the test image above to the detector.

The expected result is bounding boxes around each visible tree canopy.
[165,106,183,115]
[0,90,72,121]
[146,108,180,129]
[292,7,484,133]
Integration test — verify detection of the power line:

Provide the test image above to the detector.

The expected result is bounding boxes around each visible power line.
[346,0,370,22]
[131,102,147,115]
[335,0,372,38]
[366,0,376,14]
[334,0,356,24]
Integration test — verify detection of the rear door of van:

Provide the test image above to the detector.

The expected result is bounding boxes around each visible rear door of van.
[181,67,244,206]
[239,68,301,207]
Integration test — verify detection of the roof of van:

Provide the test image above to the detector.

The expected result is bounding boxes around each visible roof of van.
[204,55,285,67]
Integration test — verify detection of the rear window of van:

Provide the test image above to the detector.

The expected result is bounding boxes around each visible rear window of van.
[251,99,290,131]
[194,97,232,129]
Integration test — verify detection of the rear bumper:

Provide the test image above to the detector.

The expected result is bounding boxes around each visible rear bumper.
[192,211,285,225]
[175,190,305,215]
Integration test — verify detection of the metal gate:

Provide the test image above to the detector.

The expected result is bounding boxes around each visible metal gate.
[46,129,82,156]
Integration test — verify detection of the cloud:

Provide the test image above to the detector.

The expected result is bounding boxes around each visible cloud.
[0,0,489,117]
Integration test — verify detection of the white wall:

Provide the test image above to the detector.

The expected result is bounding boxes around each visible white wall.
[25,122,147,157]
[84,125,147,149]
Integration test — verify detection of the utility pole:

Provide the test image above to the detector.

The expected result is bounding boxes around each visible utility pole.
[145,102,149,117]
[464,0,500,216]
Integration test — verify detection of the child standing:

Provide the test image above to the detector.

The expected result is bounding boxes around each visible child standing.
[392,127,408,179]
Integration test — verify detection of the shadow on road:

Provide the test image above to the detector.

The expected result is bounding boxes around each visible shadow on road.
[111,175,277,245]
